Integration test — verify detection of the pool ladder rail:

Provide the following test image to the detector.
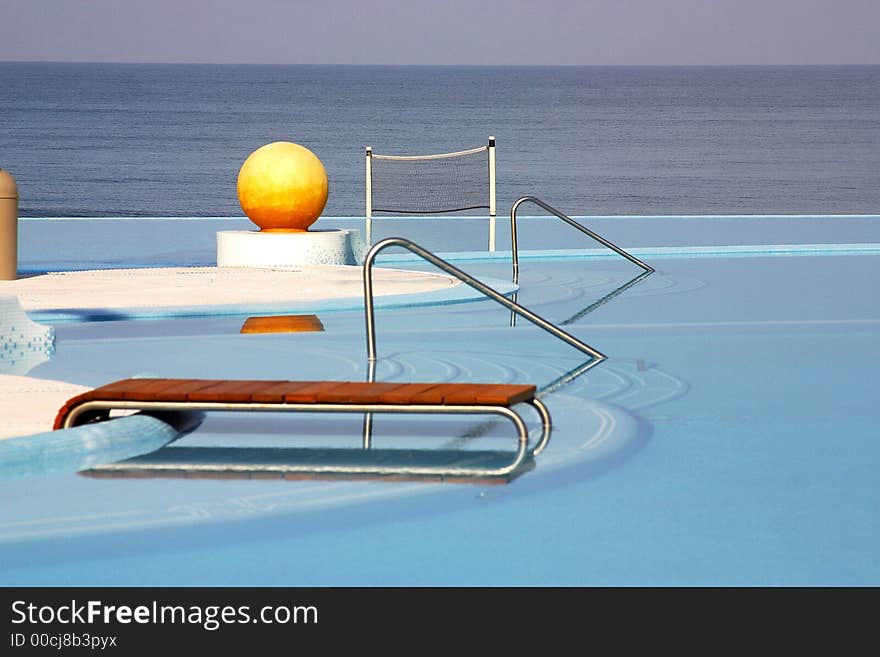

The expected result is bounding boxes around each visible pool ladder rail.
[363,236,607,366]
[364,196,654,365]
[510,196,654,283]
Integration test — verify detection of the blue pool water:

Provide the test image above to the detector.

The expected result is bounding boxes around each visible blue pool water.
[1,215,879,585]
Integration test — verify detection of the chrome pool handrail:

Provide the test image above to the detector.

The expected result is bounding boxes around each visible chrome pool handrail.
[510,196,655,282]
[363,236,606,364]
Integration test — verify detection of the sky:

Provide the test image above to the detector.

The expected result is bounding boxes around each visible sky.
[0,0,878,65]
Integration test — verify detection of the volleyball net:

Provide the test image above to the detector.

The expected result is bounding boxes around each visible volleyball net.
[365,137,497,250]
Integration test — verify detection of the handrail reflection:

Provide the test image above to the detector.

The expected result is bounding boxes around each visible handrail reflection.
[559,269,653,326]
[510,269,652,329]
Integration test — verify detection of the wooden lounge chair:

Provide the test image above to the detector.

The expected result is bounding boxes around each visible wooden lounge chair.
[55,378,551,479]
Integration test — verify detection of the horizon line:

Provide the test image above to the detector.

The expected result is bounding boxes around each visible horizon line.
[2,60,879,68]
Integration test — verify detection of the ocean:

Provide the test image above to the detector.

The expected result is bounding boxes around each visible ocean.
[1,63,878,218]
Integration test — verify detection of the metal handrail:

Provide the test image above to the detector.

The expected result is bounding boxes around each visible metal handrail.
[510,196,654,282]
[363,237,606,364]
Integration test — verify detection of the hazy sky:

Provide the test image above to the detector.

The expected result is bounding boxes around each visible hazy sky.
[1,0,878,65]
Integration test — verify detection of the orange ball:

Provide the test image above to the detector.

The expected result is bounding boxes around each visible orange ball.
[236,141,329,231]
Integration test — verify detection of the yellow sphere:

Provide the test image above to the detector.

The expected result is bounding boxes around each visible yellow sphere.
[237,141,329,231]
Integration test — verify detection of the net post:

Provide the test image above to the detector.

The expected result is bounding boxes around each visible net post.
[365,146,373,245]
[488,136,496,252]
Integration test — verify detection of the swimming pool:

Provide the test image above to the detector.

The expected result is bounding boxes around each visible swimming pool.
[1,215,878,585]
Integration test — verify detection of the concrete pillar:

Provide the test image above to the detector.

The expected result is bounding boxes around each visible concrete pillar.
[0,168,18,280]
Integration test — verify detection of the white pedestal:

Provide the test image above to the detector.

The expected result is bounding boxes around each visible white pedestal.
[217,229,362,267]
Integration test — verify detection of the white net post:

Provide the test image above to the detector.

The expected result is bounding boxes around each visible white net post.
[488,136,496,252]
[365,146,373,245]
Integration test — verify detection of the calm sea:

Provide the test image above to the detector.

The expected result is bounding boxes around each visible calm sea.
[1,63,878,218]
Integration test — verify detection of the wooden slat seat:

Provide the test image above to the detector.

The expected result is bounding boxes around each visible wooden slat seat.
[54,377,552,481]
[54,378,538,430]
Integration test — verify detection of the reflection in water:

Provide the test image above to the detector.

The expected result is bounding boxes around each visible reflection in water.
[536,358,604,397]
[0,295,54,375]
[81,443,537,485]
[559,269,653,325]
[509,269,653,328]
[240,314,324,334]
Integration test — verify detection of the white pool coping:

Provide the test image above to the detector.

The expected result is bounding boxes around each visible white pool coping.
[2,264,460,314]
[0,374,91,440]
